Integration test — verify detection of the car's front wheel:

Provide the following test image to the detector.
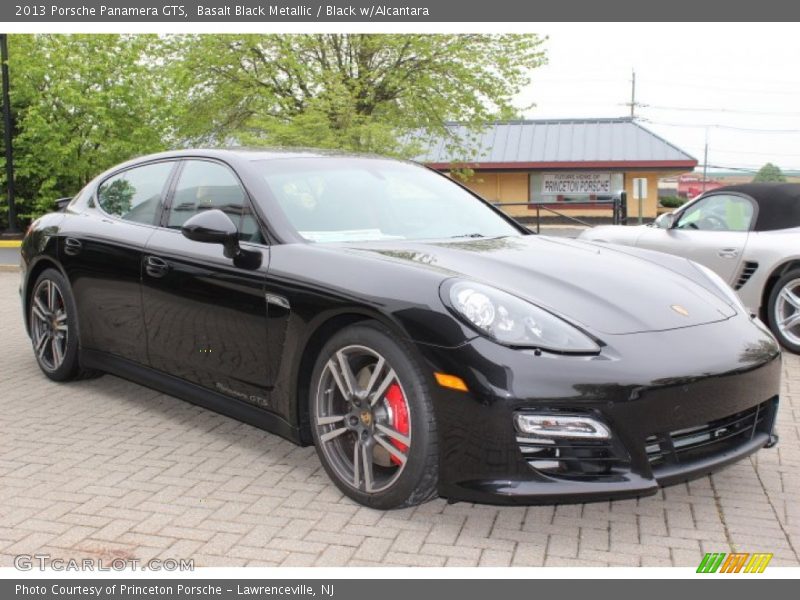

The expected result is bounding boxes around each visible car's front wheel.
[29,268,99,381]
[309,322,438,509]
[768,268,800,353]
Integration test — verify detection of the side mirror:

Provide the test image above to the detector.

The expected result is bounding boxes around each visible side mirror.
[55,197,73,212]
[655,213,676,229]
[181,209,242,259]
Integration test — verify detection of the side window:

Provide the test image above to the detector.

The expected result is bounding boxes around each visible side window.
[676,194,754,232]
[97,162,174,225]
[167,160,263,243]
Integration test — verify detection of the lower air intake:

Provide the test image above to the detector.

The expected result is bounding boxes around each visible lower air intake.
[646,397,777,467]
[516,436,631,480]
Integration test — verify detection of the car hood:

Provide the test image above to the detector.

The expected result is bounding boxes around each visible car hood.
[340,235,736,335]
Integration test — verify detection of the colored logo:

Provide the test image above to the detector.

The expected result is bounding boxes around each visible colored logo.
[697,552,773,573]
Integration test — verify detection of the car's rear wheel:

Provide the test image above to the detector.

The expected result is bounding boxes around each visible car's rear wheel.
[29,268,100,381]
[309,322,438,509]
[768,269,800,353]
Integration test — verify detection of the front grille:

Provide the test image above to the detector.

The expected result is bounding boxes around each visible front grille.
[517,436,630,480]
[734,261,758,290]
[646,398,777,467]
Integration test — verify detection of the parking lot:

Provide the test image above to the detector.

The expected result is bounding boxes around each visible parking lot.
[0,270,798,568]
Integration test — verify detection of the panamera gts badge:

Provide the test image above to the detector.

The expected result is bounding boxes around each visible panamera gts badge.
[671,304,690,317]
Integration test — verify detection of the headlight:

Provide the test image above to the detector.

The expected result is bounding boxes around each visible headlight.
[445,280,600,353]
[690,261,746,313]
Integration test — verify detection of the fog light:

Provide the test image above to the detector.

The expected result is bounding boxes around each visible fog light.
[514,414,611,439]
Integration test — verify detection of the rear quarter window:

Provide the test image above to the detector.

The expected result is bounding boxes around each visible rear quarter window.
[97,162,175,225]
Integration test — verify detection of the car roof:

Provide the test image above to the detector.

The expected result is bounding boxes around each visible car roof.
[96,147,416,187]
[132,147,399,163]
[703,183,800,231]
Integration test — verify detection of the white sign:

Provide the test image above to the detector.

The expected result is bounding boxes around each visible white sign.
[542,172,612,195]
[632,177,648,200]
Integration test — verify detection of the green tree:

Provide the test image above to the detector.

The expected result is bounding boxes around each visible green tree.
[1,33,548,224]
[97,178,135,216]
[752,162,787,183]
[167,34,546,155]
[1,34,171,222]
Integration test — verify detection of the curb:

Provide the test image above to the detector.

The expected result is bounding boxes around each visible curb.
[0,265,19,272]
[0,240,22,248]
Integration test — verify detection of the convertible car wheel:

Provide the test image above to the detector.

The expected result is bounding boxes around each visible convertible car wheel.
[310,323,438,509]
[29,269,99,382]
[769,269,800,353]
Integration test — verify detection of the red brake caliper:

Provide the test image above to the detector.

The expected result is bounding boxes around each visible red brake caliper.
[384,383,409,465]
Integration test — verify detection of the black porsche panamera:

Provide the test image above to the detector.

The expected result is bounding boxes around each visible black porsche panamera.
[20,149,781,508]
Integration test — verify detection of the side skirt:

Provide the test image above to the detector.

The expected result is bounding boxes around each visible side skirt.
[80,349,302,444]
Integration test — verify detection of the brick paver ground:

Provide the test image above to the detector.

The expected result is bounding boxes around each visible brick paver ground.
[1,271,798,567]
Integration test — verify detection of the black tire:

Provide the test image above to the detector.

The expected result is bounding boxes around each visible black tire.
[309,321,438,509]
[767,268,800,354]
[29,268,101,381]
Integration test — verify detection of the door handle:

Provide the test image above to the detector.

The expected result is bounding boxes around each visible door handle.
[718,248,739,259]
[145,255,170,278]
[64,237,82,256]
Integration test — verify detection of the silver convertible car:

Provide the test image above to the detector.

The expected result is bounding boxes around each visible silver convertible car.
[580,183,800,353]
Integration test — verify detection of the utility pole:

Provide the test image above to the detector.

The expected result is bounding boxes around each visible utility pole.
[629,69,636,119]
[0,33,17,234]
[701,127,709,194]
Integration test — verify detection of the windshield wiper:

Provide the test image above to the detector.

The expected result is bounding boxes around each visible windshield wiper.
[449,233,485,239]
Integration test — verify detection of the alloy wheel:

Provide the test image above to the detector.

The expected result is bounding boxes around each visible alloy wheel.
[31,279,69,371]
[314,345,412,494]
[776,278,800,347]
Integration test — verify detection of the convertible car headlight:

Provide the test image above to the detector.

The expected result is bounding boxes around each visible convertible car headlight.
[446,280,600,353]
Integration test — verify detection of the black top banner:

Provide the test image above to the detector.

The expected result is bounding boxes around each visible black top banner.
[3,0,800,22]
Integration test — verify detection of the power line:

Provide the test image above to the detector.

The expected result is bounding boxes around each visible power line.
[638,78,800,97]
[532,75,800,96]
[705,165,760,173]
[686,147,800,158]
[653,71,800,88]
[535,73,800,88]
[640,119,800,134]
[693,163,800,173]
[643,104,800,117]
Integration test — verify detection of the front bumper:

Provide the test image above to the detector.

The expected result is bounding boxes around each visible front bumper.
[417,314,781,505]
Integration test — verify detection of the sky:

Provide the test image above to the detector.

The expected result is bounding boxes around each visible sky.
[516,23,800,174]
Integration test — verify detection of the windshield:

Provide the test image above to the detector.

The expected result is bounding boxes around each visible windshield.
[254,157,522,243]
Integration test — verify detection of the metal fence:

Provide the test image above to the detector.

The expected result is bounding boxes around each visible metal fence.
[493,194,628,233]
